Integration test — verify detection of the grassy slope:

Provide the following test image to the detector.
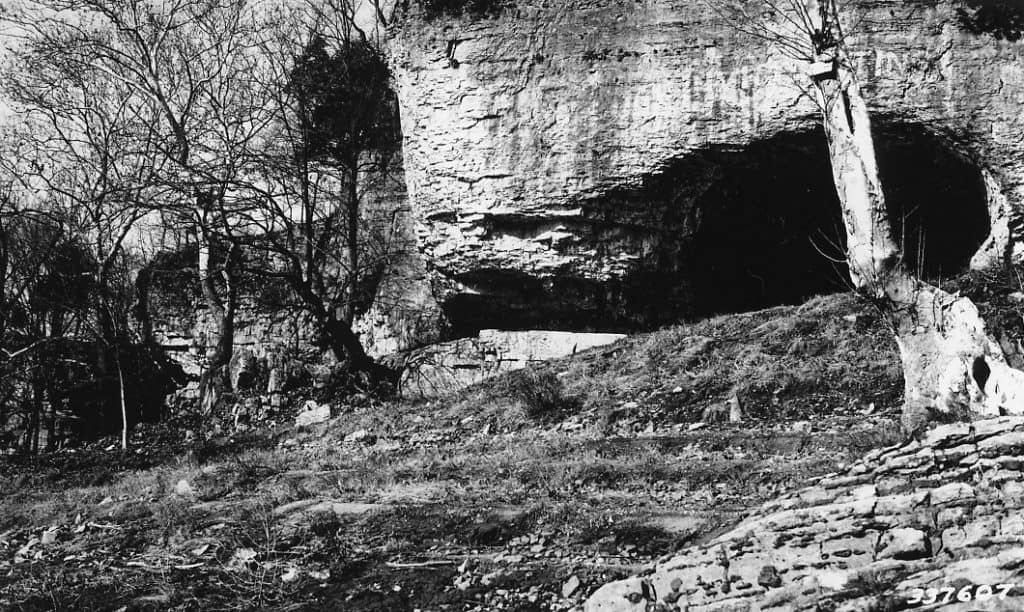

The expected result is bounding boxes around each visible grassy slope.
[0,292,905,612]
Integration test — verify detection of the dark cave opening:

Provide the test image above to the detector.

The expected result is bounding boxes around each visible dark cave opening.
[442,270,662,338]
[441,121,992,335]
[689,123,991,316]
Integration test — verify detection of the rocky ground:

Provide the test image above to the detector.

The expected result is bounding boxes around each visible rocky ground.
[585,416,1024,612]
[0,292,916,611]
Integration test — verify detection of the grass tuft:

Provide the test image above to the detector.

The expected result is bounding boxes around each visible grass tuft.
[499,367,581,422]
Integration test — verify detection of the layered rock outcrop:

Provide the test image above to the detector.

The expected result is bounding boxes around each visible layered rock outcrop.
[399,328,624,397]
[585,416,1024,611]
[149,156,443,377]
[388,0,1024,331]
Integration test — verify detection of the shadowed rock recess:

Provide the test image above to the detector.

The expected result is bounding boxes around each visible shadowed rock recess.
[585,417,1024,611]
[390,0,1024,334]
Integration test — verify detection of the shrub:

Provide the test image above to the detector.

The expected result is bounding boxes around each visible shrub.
[500,367,579,421]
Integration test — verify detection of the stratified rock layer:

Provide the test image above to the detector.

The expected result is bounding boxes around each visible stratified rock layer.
[399,328,624,397]
[389,0,1024,329]
[584,416,1024,611]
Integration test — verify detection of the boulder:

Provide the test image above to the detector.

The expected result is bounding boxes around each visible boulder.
[295,401,331,427]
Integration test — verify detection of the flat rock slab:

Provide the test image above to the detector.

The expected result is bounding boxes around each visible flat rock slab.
[585,417,1024,611]
[274,499,391,522]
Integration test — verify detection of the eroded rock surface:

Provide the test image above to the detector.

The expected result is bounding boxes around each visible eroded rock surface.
[584,416,1024,611]
[389,0,1024,330]
[400,328,624,397]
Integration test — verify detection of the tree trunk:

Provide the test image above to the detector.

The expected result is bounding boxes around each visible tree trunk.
[116,355,128,450]
[133,266,155,348]
[197,238,237,413]
[289,276,391,384]
[808,3,1024,428]
[341,163,361,324]
[323,313,372,372]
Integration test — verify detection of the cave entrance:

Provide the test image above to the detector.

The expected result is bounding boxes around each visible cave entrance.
[689,123,990,317]
[438,122,992,336]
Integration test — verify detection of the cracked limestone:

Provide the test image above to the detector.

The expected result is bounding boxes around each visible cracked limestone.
[584,416,1024,611]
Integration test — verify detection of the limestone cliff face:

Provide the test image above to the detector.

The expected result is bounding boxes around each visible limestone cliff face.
[388,0,1024,331]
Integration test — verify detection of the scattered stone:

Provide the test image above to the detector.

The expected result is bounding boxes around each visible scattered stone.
[757,564,782,588]
[562,575,581,598]
[229,547,257,569]
[345,428,374,444]
[280,565,300,582]
[39,529,58,546]
[878,527,931,560]
[482,570,508,586]
[295,402,331,427]
[174,479,195,497]
[15,537,39,561]
[791,420,811,433]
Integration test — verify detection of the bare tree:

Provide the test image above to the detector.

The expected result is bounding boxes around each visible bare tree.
[222,4,402,384]
[2,0,273,411]
[0,3,192,448]
[0,191,89,452]
[707,0,1024,429]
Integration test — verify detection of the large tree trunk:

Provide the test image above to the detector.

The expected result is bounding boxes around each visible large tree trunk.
[289,276,396,387]
[808,2,1024,429]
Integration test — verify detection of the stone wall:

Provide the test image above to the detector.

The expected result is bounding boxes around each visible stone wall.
[388,0,1024,329]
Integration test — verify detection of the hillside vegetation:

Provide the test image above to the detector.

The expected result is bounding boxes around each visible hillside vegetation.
[0,291,911,611]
